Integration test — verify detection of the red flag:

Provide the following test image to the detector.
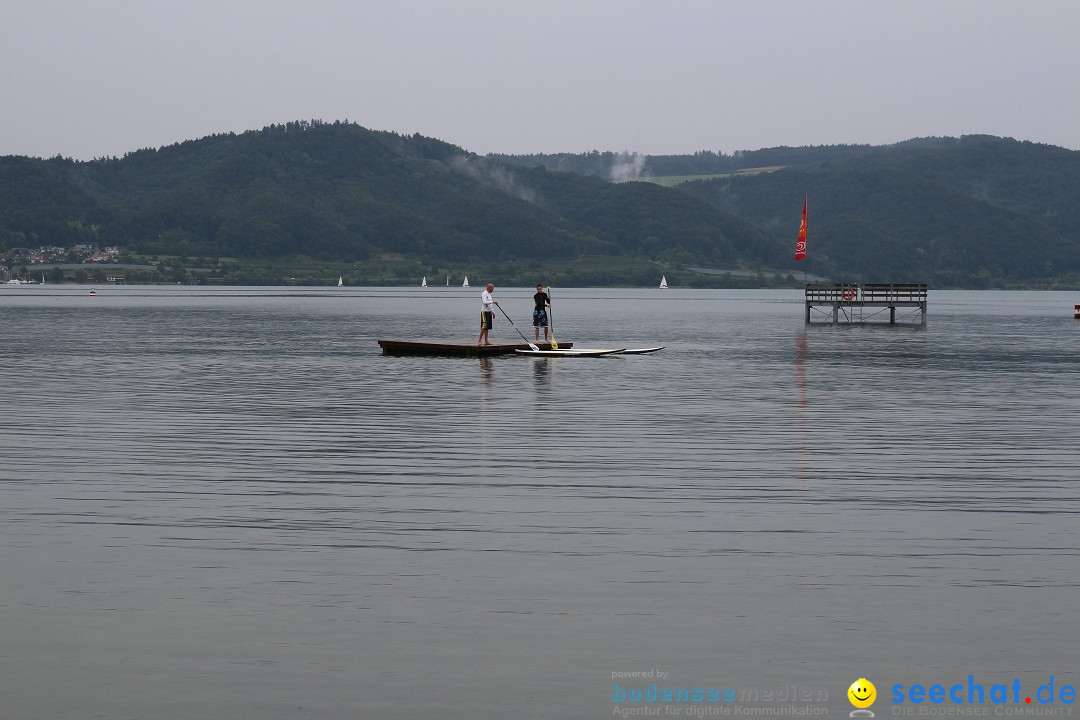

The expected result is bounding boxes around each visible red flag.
[794,195,807,261]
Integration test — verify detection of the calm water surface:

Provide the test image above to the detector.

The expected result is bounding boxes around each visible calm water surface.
[1,286,1078,719]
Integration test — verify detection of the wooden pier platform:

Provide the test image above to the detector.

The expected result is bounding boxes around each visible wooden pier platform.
[806,283,928,325]
[379,339,572,356]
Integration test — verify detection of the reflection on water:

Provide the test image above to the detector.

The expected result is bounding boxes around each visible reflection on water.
[1,287,1078,719]
[530,357,552,392]
[794,329,807,481]
[479,355,494,384]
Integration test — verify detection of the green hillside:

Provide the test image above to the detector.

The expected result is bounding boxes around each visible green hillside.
[490,140,956,179]
[0,121,782,286]
[5,126,1080,287]
[497,136,1080,287]
[673,136,1080,287]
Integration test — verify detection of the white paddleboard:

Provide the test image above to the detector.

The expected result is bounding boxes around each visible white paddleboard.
[620,346,665,355]
[515,348,626,357]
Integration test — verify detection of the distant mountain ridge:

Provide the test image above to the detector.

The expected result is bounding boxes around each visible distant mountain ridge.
[496,136,1080,286]
[3,122,1080,287]
[0,121,782,286]
[671,136,1080,286]
[489,137,963,180]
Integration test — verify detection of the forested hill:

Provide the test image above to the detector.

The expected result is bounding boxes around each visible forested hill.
[489,138,958,179]
[672,136,1080,286]
[496,136,1080,287]
[0,121,782,284]
[6,124,1080,287]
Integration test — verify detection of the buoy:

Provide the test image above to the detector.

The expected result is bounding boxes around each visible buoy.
[1074,304,1079,319]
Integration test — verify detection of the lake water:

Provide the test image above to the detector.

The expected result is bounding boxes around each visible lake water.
[2,286,1078,719]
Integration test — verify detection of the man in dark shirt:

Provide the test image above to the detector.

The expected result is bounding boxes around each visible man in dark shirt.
[532,283,551,343]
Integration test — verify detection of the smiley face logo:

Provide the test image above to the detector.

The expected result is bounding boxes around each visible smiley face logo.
[848,678,877,709]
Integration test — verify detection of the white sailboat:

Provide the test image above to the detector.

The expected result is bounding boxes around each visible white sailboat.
[337,275,343,287]
[446,275,449,286]
[463,276,470,288]
[421,276,427,287]
[659,275,668,289]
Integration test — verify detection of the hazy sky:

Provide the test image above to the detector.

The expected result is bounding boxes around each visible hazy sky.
[3,0,1079,160]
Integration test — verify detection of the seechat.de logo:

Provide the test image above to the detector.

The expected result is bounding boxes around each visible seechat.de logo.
[849,678,877,717]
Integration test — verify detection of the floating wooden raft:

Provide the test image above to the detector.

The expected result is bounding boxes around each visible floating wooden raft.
[378,339,572,356]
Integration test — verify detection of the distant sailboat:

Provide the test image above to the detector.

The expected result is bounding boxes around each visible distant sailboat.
[446,275,449,286]
[421,276,427,287]
[659,275,668,289]
[337,275,343,287]
[463,276,470,288]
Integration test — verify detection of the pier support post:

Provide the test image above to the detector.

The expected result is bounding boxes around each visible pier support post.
[832,303,839,324]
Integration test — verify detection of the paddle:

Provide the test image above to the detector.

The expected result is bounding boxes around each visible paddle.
[495,303,540,351]
[546,285,558,349]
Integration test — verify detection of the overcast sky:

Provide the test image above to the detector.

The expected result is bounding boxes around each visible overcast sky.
[3,0,1079,160]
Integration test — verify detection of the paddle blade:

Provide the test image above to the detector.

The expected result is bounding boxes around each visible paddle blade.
[546,285,557,349]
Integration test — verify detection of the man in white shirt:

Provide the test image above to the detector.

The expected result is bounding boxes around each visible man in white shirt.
[478,283,499,345]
